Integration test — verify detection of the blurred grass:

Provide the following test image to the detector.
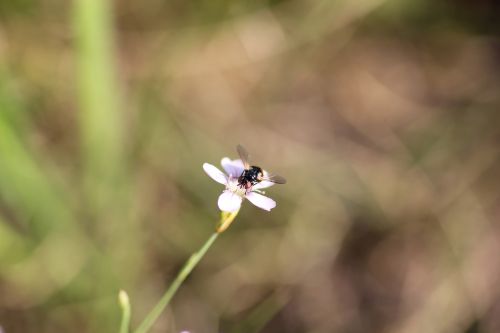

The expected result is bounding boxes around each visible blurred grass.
[74,0,125,209]
[1,0,500,332]
[0,62,73,237]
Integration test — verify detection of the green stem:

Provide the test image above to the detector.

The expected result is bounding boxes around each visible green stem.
[132,210,240,333]
[118,290,131,333]
[133,232,219,333]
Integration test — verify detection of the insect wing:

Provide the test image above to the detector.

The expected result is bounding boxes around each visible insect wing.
[236,144,250,169]
[265,174,287,184]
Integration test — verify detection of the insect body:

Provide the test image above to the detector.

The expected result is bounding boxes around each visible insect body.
[238,166,264,190]
[236,145,286,190]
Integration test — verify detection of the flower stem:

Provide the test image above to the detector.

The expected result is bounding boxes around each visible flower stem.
[216,210,239,233]
[118,290,131,333]
[132,211,240,333]
[133,232,219,333]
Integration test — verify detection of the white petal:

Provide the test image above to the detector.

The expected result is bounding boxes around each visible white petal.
[218,191,243,212]
[203,163,227,185]
[253,181,274,190]
[246,192,276,211]
[221,158,245,178]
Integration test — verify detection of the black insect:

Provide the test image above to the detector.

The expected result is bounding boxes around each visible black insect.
[236,144,287,190]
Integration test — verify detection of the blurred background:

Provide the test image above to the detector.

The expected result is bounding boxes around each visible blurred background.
[1,0,500,332]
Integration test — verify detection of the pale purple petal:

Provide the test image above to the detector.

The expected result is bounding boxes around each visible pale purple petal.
[203,163,227,185]
[218,191,243,212]
[253,181,274,190]
[246,192,276,211]
[221,158,245,178]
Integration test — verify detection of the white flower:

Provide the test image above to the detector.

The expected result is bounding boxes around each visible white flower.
[203,157,277,212]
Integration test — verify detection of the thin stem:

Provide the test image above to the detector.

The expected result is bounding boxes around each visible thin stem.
[216,210,239,233]
[133,232,219,333]
[132,210,240,333]
[118,290,131,333]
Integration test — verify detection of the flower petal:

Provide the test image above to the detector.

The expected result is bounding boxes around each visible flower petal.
[246,192,276,211]
[203,163,227,185]
[253,181,274,190]
[218,191,243,212]
[221,158,245,179]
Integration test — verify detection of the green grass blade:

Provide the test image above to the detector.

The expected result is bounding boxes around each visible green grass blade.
[73,0,124,206]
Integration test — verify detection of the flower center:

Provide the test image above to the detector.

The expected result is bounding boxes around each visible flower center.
[226,177,248,197]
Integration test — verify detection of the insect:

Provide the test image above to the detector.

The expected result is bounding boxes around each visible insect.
[236,144,287,190]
